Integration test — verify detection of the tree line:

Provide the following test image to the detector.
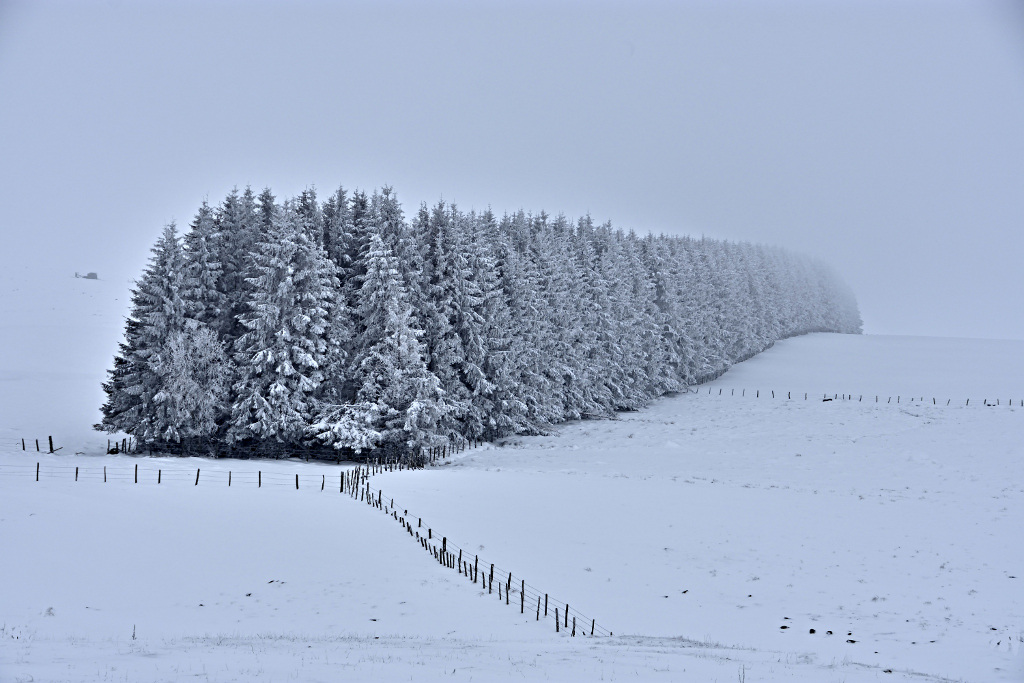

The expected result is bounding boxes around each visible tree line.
[96,185,861,461]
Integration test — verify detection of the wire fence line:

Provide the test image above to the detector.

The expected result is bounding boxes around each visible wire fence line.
[14,388,1016,458]
[689,386,1023,408]
[360,469,611,638]
[3,451,609,639]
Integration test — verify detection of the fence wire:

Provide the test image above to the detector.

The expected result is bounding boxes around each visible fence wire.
[3,450,610,638]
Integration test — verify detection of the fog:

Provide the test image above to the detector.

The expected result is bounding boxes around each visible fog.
[2,0,1022,339]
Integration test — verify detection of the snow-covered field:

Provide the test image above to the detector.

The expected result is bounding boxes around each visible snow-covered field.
[1,271,1022,681]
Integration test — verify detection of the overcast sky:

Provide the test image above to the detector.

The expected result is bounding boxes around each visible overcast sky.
[2,0,1022,339]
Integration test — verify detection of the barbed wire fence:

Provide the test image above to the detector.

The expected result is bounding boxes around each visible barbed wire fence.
[688,386,1022,407]
[12,387,1018,459]
[0,451,610,638]
[6,385,1019,637]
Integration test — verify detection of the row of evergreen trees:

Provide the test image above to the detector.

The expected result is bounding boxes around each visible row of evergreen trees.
[97,185,861,460]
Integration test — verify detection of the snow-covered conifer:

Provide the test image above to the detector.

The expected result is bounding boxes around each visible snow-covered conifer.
[228,200,340,449]
[103,183,863,457]
[152,324,231,448]
[348,231,445,457]
[97,222,188,442]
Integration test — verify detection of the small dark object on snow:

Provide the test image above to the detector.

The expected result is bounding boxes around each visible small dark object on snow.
[847,639,856,643]
[780,625,789,629]
[823,398,833,402]
[826,630,833,635]
[884,670,892,674]
[809,629,816,634]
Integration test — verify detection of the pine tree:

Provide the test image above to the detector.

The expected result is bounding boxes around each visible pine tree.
[103,183,863,456]
[321,185,352,270]
[182,200,224,328]
[96,222,187,443]
[152,324,231,449]
[213,188,258,345]
[228,200,340,450]
[473,210,528,437]
[347,231,445,457]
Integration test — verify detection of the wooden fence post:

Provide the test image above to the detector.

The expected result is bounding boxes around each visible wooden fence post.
[591,618,595,636]
[158,469,161,484]
[134,464,138,484]
[555,608,559,632]
[258,470,261,488]
[36,462,39,481]
[545,593,548,616]
[536,596,540,620]
[104,466,106,482]
[75,466,78,481]
[521,580,524,613]
[295,474,299,490]
[36,439,39,452]
[565,604,569,628]
[195,468,200,485]
[572,616,576,636]
[321,475,325,491]
[22,438,25,450]
[48,436,54,453]
[229,471,232,487]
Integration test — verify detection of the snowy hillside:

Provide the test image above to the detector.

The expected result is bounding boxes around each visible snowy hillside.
[0,266,130,453]
[2,326,1021,681]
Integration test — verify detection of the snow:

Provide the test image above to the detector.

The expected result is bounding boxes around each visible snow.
[711,332,1024,398]
[381,390,1023,681]
[1,271,1022,681]
[0,268,125,453]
